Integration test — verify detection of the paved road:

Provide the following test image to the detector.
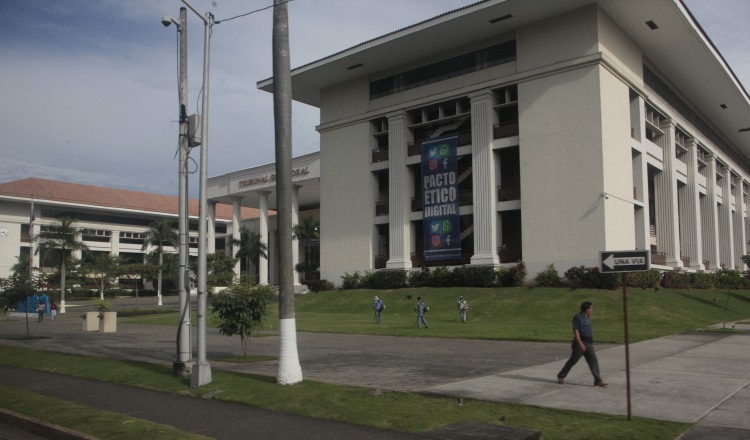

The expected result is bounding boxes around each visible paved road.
[0,297,748,439]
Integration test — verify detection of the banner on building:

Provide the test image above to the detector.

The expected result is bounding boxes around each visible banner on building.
[422,135,461,261]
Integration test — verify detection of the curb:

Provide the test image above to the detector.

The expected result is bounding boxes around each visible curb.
[0,407,99,440]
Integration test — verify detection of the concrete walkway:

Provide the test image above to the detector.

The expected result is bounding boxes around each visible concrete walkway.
[0,299,748,439]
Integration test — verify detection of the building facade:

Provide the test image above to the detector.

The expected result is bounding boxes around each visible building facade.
[256,0,750,282]
[0,178,256,280]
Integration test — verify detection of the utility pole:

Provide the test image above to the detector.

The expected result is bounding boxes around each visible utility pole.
[174,6,193,377]
[273,0,303,385]
[180,0,213,388]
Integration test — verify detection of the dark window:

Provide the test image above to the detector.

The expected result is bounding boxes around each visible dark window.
[370,40,516,99]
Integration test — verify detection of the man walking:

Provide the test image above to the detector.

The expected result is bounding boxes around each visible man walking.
[415,297,429,329]
[373,296,384,324]
[557,301,608,387]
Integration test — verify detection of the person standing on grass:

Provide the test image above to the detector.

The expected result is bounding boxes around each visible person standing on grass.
[415,297,429,329]
[557,301,608,388]
[373,296,385,324]
[457,296,469,323]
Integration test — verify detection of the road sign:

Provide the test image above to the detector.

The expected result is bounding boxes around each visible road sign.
[600,250,650,273]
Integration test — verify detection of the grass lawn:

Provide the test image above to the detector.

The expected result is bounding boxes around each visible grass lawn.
[124,287,750,343]
[8,286,744,439]
[0,345,690,440]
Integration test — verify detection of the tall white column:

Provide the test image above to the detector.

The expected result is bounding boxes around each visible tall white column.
[110,231,120,256]
[385,111,413,270]
[684,140,703,270]
[702,154,720,269]
[258,190,270,285]
[720,168,734,268]
[292,185,301,288]
[30,223,40,271]
[207,201,216,254]
[654,121,681,267]
[733,178,745,269]
[231,197,242,277]
[469,91,499,266]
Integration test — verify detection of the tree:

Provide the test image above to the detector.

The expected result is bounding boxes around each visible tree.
[207,252,238,287]
[211,282,275,356]
[273,0,303,384]
[81,254,124,300]
[233,226,268,280]
[142,220,177,306]
[292,216,319,282]
[35,216,88,313]
[0,272,40,337]
[118,263,158,309]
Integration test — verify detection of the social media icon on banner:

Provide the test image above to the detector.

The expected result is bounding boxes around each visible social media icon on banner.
[429,146,438,158]
[428,159,439,171]
[441,220,452,233]
[438,144,450,157]
[431,221,440,232]
[431,235,442,247]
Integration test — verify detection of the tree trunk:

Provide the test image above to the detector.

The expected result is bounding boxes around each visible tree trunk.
[60,259,67,313]
[157,249,163,306]
[273,0,302,385]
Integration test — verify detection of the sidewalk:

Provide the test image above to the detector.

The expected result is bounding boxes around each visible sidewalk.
[1,300,748,439]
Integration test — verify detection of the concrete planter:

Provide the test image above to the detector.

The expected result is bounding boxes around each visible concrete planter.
[99,311,117,333]
[82,312,99,332]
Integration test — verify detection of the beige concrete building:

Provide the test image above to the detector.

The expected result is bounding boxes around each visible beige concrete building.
[222,0,750,284]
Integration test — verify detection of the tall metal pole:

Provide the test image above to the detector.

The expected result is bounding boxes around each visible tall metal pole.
[174,6,192,377]
[182,0,212,387]
[622,272,632,420]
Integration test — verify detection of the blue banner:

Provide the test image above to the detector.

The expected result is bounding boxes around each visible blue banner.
[422,136,461,261]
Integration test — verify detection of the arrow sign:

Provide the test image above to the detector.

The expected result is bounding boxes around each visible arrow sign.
[600,250,650,273]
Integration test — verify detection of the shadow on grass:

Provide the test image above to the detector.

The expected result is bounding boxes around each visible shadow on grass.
[675,292,726,309]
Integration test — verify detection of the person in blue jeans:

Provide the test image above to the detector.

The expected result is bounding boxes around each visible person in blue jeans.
[415,297,429,329]
[373,296,384,324]
[557,301,608,387]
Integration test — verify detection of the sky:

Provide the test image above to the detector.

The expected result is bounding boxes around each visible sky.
[0,0,748,197]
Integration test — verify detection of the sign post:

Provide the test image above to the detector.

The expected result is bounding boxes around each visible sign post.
[600,250,650,421]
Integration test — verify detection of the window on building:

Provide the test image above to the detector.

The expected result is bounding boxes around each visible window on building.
[370,40,516,99]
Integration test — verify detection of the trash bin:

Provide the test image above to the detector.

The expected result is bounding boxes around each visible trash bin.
[82,312,99,332]
[99,311,117,333]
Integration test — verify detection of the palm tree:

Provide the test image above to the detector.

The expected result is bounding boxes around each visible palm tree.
[273,0,303,385]
[142,219,177,306]
[233,226,268,281]
[292,216,320,281]
[35,216,88,313]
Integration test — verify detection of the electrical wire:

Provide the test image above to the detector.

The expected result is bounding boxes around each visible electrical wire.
[214,0,294,24]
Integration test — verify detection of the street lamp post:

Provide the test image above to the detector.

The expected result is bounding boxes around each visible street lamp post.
[180,0,213,388]
[162,7,193,377]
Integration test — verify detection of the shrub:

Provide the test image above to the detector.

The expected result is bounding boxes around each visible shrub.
[305,279,335,292]
[564,266,617,289]
[407,267,431,287]
[362,270,407,290]
[427,266,456,287]
[627,269,661,288]
[462,266,496,287]
[688,272,714,289]
[660,271,690,289]
[714,269,746,289]
[340,271,363,290]
[535,264,561,287]
[497,261,527,287]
